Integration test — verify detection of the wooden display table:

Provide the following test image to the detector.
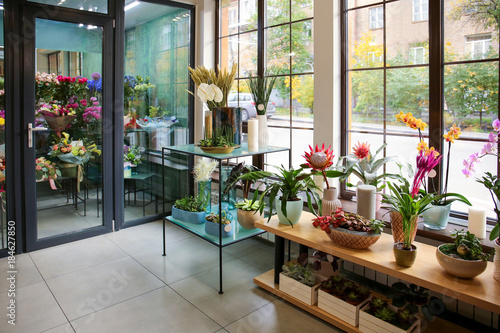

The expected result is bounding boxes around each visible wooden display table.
[254,212,500,332]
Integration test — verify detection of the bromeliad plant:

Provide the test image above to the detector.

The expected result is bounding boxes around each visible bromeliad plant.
[236,165,321,226]
[339,142,405,190]
[247,73,277,115]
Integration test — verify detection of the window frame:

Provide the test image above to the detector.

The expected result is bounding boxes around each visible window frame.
[341,0,500,225]
[465,34,493,60]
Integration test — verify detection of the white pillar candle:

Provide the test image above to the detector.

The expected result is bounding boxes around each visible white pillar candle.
[468,207,487,239]
[247,119,259,151]
[357,184,376,220]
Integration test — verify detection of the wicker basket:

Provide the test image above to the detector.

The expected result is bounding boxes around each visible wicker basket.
[390,211,418,244]
[326,227,381,250]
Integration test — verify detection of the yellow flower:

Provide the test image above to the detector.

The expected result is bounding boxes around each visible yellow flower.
[443,133,454,143]
[0,118,5,126]
[425,147,440,158]
[395,111,405,122]
[417,140,428,152]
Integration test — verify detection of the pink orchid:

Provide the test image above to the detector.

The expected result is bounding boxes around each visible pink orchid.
[493,119,500,132]
[411,149,442,197]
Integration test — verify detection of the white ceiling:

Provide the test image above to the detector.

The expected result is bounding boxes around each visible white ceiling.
[124,1,180,30]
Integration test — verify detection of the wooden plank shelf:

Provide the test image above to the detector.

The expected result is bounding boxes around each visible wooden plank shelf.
[254,212,500,315]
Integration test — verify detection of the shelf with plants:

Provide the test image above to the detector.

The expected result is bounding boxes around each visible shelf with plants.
[254,212,500,315]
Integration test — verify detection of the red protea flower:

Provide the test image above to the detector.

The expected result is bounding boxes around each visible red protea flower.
[353,141,370,160]
[303,144,334,171]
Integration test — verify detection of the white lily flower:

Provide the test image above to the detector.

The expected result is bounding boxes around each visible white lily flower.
[211,84,223,103]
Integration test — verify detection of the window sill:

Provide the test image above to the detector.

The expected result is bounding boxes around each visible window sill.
[338,198,497,252]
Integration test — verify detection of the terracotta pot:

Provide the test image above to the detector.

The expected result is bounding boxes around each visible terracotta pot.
[236,209,263,229]
[393,242,417,268]
[390,211,418,244]
[436,244,487,279]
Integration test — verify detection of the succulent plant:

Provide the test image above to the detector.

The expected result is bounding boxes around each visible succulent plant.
[374,306,397,323]
[282,262,317,287]
[235,198,261,211]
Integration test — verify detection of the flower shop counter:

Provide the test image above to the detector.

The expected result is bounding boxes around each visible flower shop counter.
[253,211,499,332]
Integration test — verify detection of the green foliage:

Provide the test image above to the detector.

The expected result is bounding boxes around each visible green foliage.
[198,125,235,147]
[320,275,371,305]
[374,306,397,323]
[339,143,406,189]
[205,211,232,224]
[440,229,495,261]
[390,282,445,321]
[234,198,261,211]
[475,172,500,240]
[282,262,316,287]
[382,181,435,249]
[247,74,277,115]
[237,165,321,226]
[174,194,207,212]
[223,163,261,199]
[448,0,500,31]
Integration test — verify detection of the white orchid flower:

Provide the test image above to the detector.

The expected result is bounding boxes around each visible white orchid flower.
[197,83,215,103]
[211,84,223,103]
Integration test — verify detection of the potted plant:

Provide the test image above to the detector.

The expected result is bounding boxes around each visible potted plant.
[196,125,237,153]
[171,194,207,224]
[123,145,143,174]
[247,73,277,147]
[204,211,234,237]
[237,165,321,226]
[389,282,445,321]
[224,163,263,229]
[318,275,372,327]
[383,181,436,267]
[423,124,471,230]
[302,144,344,216]
[339,142,406,210]
[279,262,323,306]
[359,297,421,333]
[312,209,384,249]
[193,158,217,213]
[436,229,494,278]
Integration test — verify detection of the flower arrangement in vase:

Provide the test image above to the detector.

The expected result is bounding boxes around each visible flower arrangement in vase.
[35,157,61,189]
[193,158,217,213]
[302,144,344,216]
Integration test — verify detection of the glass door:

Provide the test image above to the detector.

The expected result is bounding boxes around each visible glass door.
[123,0,193,224]
[23,8,113,250]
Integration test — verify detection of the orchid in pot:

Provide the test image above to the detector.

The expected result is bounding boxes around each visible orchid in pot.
[382,147,440,267]
[301,144,344,216]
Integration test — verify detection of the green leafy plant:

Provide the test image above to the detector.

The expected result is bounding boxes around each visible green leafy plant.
[205,211,232,224]
[282,262,317,287]
[382,181,435,249]
[174,194,207,213]
[234,198,260,211]
[247,73,277,115]
[440,229,495,261]
[198,125,235,147]
[390,282,445,321]
[223,162,261,199]
[237,165,321,226]
[475,172,500,240]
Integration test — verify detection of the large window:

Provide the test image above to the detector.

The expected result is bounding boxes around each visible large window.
[343,0,500,220]
[218,0,314,169]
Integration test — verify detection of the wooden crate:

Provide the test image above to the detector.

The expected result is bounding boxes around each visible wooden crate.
[318,289,371,327]
[279,273,321,306]
[359,303,420,333]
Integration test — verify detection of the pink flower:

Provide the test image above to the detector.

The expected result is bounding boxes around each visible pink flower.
[493,119,500,132]
[481,142,495,155]
[488,132,498,144]
[80,99,88,107]
[412,149,442,197]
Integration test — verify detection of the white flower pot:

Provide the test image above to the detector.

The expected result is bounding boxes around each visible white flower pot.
[257,114,269,148]
[318,290,371,327]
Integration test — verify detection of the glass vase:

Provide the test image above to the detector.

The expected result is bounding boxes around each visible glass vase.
[221,166,236,210]
[197,179,212,213]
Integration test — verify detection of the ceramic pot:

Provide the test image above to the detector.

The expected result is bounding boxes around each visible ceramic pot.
[393,242,417,268]
[494,239,500,282]
[422,203,451,230]
[237,209,263,229]
[275,199,303,225]
[212,107,242,145]
[436,244,487,279]
[257,114,269,148]
[322,187,342,216]
[390,211,418,244]
[205,219,235,237]
[171,206,206,224]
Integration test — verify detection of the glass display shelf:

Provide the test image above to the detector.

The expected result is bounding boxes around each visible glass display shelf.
[165,205,265,247]
[166,143,289,160]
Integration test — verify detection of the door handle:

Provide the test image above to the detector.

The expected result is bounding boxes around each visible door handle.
[28,123,48,148]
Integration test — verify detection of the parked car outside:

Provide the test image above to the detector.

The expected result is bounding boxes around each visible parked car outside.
[227,93,276,122]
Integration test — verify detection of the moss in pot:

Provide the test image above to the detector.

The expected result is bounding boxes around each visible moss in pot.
[436,229,494,279]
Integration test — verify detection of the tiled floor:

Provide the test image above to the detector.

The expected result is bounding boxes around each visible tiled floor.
[0,220,343,333]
